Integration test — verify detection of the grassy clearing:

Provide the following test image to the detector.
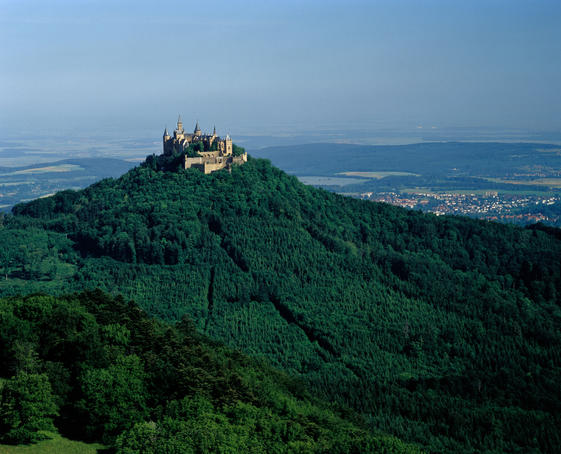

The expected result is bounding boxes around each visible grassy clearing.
[399,187,436,195]
[0,432,104,454]
[0,165,83,177]
[297,176,367,186]
[481,177,561,188]
[536,148,561,154]
[399,187,556,196]
[338,171,420,178]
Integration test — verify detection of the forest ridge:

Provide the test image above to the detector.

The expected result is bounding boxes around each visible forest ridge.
[0,156,560,453]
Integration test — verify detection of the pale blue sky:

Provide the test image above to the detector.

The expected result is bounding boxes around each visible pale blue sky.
[1,0,560,137]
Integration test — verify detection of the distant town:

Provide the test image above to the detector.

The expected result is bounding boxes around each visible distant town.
[359,191,560,225]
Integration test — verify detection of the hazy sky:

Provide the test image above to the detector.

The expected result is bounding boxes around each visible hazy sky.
[1,0,560,137]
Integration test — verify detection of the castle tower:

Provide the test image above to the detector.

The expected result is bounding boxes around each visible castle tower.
[174,115,185,141]
[212,125,217,137]
[163,127,171,154]
[225,133,232,155]
[194,120,202,136]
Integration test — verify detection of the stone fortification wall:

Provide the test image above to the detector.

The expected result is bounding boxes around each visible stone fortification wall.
[184,153,247,174]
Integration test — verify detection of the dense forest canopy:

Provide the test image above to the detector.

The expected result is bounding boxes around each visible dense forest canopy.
[1,156,560,452]
[0,291,419,453]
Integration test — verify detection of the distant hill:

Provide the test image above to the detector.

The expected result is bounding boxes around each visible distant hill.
[250,142,561,177]
[0,158,136,210]
[1,157,561,452]
[252,142,561,226]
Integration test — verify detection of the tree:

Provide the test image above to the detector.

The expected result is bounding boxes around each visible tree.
[0,372,58,443]
[77,354,148,443]
[115,421,162,454]
[232,144,245,157]
[0,246,15,280]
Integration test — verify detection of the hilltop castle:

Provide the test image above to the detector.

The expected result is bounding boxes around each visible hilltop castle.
[163,116,247,174]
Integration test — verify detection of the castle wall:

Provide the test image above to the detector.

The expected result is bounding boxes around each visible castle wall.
[184,153,248,174]
[234,153,248,164]
[184,157,204,166]
[199,150,221,158]
[202,161,228,174]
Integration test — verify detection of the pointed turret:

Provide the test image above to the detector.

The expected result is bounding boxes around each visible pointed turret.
[194,120,201,136]
[213,125,216,136]
[176,115,184,133]
[163,126,172,155]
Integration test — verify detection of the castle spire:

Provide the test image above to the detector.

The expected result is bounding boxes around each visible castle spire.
[163,127,169,137]
[213,125,216,136]
[177,115,183,132]
[194,120,201,135]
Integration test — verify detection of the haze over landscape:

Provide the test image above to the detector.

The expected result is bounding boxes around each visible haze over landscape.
[1,0,561,139]
[1,1,561,454]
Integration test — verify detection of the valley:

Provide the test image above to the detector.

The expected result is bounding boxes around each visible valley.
[252,142,561,226]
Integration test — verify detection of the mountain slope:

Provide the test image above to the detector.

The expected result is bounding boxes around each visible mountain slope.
[2,157,561,452]
[0,291,418,453]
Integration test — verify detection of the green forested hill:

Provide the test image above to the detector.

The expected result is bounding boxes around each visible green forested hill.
[1,291,415,453]
[1,157,561,452]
